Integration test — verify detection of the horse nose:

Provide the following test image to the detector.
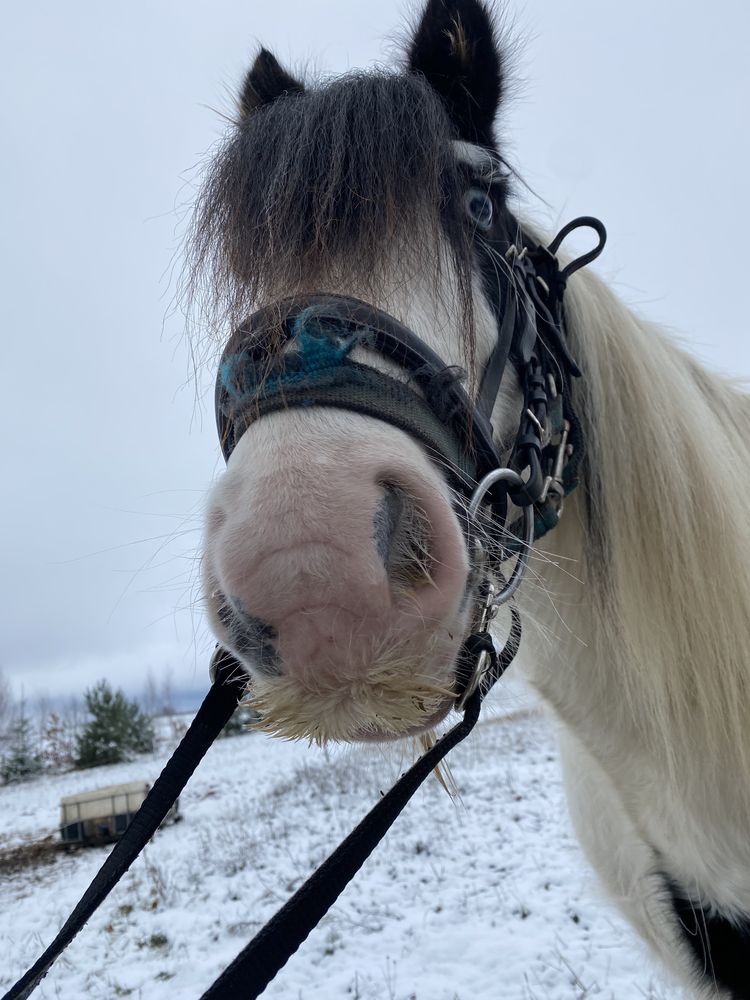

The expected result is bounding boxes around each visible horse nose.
[205,411,470,684]
[211,479,455,677]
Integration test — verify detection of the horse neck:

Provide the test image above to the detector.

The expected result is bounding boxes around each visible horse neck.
[518,265,750,794]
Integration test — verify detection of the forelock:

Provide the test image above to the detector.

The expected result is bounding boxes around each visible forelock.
[186,71,476,340]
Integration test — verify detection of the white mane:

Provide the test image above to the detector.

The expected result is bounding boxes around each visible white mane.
[517,261,750,986]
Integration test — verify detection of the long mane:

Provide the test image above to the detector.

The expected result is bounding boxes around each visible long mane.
[553,266,750,799]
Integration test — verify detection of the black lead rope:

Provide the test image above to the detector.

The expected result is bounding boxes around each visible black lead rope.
[201,613,520,999]
[3,614,520,1000]
[2,660,247,1000]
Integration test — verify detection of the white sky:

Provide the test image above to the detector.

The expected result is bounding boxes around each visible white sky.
[1,1,748,703]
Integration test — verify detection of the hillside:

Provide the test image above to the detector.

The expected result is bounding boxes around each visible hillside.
[0,685,679,999]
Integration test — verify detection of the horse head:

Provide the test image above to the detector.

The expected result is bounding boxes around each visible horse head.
[190,0,536,744]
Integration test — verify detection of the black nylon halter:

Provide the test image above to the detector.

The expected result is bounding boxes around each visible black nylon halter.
[216,217,606,539]
[4,216,605,1000]
[215,294,501,496]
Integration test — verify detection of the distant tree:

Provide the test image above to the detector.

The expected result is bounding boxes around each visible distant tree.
[142,667,159,718]
[142,667,175,718]
[0,668,12,737]
[159,668,176,717]
[33,692,50,744]
[1,704,43,783]
[75,680,155,768]
[63,695,84,742]
[41,711,75,771]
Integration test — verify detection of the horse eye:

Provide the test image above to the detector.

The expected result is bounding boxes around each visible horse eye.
[465,188,493,229]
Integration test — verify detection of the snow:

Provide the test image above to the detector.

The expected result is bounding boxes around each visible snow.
[0,679,683,1000]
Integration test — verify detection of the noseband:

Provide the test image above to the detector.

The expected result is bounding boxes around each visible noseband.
[215,215,606,701]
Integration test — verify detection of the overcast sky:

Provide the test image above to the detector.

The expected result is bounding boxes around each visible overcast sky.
[1,1,747,705]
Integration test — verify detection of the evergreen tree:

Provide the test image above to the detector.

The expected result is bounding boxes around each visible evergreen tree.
[1,711,43,783]
[75,680,155,768]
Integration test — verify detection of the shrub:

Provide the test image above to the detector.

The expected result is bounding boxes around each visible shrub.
[1,713,43,783]
[75,680,155,768]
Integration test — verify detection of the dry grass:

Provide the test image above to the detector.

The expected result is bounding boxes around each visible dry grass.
[0,835,60,877]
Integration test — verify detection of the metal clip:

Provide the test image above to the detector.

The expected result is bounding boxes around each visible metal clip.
[540,419,571,509]
[454,582,501,710]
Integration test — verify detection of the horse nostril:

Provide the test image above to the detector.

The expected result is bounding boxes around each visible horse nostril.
[374,482,433,591]
[373,483,404,565]
[216,594,282,677]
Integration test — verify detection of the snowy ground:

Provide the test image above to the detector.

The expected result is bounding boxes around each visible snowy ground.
[0,678,683,1000]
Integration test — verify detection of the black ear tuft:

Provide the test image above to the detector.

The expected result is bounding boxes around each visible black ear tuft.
[408,0,503,147]
[239,48,305,118]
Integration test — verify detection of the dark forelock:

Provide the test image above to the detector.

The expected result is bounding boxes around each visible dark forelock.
[187,71,476,346]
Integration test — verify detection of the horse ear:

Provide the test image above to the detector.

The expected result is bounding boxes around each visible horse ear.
[239,48,305,118]
[408,0,503,147]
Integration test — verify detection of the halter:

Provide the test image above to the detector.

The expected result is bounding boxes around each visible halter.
[215,215,607,700]
[5,215,605,1000]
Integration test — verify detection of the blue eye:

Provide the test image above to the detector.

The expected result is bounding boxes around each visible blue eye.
[465,188,493,229]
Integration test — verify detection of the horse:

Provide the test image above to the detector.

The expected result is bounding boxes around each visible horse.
[186,1,750,996]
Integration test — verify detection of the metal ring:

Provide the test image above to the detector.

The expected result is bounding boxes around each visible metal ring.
[468,467,524,519]
[468,468,535,605]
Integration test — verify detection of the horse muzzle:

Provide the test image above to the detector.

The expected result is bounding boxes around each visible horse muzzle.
[204,407,473,741]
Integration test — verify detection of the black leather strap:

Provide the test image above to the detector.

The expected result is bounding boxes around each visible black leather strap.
[201,694,482,999]
[2,655,247,1000]
[475,286,517,420]
[4,614,520,1000]
[201,609,521,999]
